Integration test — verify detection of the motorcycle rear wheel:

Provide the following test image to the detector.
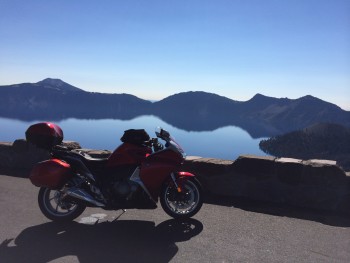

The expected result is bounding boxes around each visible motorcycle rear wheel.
[160,177,203,219]
[38,187,86,222]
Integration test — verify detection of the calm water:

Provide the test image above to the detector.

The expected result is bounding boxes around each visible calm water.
[0,116,267,160]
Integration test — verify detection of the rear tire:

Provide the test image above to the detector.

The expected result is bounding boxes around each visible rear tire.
[38,187,86,222]
[160,177,203,219]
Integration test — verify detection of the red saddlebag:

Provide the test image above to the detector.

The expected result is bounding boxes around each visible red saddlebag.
[30,159,73,190]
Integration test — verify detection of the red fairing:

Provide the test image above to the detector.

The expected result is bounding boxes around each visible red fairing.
[140,150,183,200]
[29,159,72,189]
[107,142,152,167]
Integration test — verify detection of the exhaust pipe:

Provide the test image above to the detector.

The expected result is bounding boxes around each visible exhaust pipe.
[65,188,105,207]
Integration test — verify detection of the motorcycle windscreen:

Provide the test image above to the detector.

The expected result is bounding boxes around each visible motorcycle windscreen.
[30,159,73,190]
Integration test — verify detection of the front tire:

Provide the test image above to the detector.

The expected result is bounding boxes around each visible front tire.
[38,187,86,222]
[160,177,203,219]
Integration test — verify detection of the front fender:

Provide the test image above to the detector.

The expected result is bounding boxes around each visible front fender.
[154,172,196,201]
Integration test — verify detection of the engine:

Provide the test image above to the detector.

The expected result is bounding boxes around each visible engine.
[111,179,140,199]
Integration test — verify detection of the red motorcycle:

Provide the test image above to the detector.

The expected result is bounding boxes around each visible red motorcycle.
[26,123,203,221]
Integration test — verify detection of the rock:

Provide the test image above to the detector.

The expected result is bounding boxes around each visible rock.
[12,139,30,152]
[0,140,81,171]
[308,159,337,165]
[186,154,350,214]
[275,158,304,186]
[184,157,233,177]
[184,157,234,193]
[232,155,276,177]
[0,142,14,169]
[61,141,81,150]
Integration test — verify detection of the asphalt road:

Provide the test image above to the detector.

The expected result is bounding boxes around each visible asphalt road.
[0,174,349,263]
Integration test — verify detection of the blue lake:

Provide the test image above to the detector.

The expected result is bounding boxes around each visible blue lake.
[0,116,268,160]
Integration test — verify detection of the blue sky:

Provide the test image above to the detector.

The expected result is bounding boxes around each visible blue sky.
[1,0,349,109]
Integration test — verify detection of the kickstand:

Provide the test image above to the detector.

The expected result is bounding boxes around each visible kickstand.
[112,209,126,222]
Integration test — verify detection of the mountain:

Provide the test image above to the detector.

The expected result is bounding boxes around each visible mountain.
[36,78,84,92]
[153,91,240,130]
[235,93,350,135]
[0,79,350,137]
[259,123,350,170]
[0,79,151,120]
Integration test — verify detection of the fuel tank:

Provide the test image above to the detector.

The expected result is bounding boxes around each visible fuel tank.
[107,142,152,168]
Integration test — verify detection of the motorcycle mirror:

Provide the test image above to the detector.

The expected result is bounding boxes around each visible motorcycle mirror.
[161,129,170,139]
[155,127,170,139]
[155,127,162,138]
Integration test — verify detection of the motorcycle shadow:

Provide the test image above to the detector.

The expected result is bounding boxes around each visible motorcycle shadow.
[0,218,203,263]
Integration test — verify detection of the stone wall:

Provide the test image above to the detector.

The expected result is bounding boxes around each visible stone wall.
[0,140,81,170]
[183,155,350,215]
[1,141,349,214]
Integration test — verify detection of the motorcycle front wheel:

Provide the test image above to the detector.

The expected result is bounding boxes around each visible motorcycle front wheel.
[160,177,203,219]
[38,187,86,222]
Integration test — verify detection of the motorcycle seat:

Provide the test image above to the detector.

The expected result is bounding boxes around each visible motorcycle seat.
[71,150,108,162]
[69,150,109,173]
[71,149,110,161]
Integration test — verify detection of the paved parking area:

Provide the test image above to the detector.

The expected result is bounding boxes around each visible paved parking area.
[1,175,350,262]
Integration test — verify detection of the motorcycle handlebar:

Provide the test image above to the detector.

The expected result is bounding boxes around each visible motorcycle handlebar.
[150,138,164,152]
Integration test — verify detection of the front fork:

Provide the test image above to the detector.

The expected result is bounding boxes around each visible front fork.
[170,172,195,193]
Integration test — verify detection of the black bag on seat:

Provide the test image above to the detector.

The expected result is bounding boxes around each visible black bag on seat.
[120,129,150,145]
